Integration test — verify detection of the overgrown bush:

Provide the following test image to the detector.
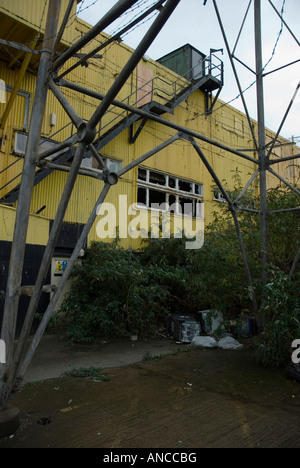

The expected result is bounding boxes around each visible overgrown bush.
[254,269,300,367]
[56,241,190,343]
[55,181,299,365]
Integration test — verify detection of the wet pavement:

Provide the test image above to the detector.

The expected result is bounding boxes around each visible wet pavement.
[1,338,300,448]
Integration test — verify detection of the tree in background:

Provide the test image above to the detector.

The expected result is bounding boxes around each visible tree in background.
[54,180,299,367]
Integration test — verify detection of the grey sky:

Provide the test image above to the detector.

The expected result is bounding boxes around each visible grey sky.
[77,0,300,141]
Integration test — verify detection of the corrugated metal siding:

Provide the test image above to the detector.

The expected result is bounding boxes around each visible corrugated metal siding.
[0,204,49,245]
[0,60,29,197]
[0,13,299,251]
[0,0,77,46]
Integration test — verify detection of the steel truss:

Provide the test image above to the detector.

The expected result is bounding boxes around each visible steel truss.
[0,0,299,408]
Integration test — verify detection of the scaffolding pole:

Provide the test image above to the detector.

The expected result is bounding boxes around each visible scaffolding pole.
[4,0,183,402]
[190,137,258,316]
[255,0,268,282]
[0,0,62,410]
[0,0,299,414]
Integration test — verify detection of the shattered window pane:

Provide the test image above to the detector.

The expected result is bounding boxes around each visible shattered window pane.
[179,197,194,216]
[179,179,192,193]
[149,171,166,186]
[137,186,147,206]
[149,188,166,207]
[168,176,176,189]
[138,168,147,181]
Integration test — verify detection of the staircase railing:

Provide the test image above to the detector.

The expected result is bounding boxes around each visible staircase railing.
[1,53,223,200]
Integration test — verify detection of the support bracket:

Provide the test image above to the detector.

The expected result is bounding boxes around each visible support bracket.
[129,117,148,144]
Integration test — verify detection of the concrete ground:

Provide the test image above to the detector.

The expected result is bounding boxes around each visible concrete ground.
[1,334,300,448]
[22,333,176,384]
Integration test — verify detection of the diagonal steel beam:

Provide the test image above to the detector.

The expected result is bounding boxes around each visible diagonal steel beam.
[7,141,90,402]
[57,0,167,80]
[49,79,83,129]
[212,0,259,152]
[15,183,112,387]
[268,167,300,197]
[0,0,62,410]
[269,153,300,165]
[60,79,259,165]
[268,0,300,48]
[234,169,259,205]
[267,81,300,159]
[89,0,182,129]
[7,0,183,401]
[189,136,233,206]
[53,0,76,54]
[232,0,253,56]
[189,137,258,316]
[54,0,141,70]
[118,133,182,177]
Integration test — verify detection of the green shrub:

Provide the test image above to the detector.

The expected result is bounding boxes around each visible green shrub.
[254,269,300,367]
[54,181,299,363]
[56,241,189,342]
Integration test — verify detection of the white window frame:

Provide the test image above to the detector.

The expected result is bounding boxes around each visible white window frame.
[137,167,204,219]
[213,187,227,203]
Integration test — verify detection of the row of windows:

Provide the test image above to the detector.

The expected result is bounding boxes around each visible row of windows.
[138,167,203,196]
[137,167,204,219]
[84,159,227,216]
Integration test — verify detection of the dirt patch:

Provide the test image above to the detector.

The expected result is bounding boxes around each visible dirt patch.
[1,347,300,448]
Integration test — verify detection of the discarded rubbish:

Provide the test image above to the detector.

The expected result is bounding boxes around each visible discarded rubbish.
[192,336,218,348]
[200,310,223,334]
[167,314,201,343]
[217,336,243,350]
[191,335,243,350]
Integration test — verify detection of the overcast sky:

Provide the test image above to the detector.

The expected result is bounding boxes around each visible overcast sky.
[77,0,300,142]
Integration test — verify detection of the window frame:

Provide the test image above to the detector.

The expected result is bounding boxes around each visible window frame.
[213,187,227,203]
[137,167,204,219]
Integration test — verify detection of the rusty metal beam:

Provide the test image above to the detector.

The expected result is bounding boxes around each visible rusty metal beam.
[0,0,62,410]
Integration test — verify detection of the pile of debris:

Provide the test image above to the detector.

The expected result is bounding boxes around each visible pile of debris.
[166,311,248,350]
[192,335,242,350]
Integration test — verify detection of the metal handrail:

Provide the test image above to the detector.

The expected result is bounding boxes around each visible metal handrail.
[206,53,224,83]
[0,55,224,194]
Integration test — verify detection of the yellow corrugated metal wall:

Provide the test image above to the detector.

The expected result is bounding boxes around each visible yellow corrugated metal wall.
[0,0,77,46]
[0,204,49,245]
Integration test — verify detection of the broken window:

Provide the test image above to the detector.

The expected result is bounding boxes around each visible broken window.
[137,167,203,218]
[179,179,192,193]
[149,171,166,186]
[92,156,121,173]
[149,188,166,207]
[213,187,227,202]
[168,176,176,189]
[138,167,147,181]
[195,184,203,196]
[179,197,194,217]
[137,186,147,206]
